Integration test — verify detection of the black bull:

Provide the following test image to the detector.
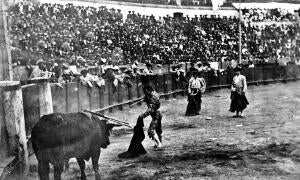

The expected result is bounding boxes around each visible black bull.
[31,112,114,180]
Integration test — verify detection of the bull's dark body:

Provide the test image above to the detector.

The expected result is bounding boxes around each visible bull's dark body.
[31,112,110,180]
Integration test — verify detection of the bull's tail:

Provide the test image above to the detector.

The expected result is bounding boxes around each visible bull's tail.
[31,127,42,160]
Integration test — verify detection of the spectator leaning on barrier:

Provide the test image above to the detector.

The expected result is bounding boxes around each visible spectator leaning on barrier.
[80,69,93,88]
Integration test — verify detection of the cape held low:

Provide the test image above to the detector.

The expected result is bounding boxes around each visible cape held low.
[83,109,132,128]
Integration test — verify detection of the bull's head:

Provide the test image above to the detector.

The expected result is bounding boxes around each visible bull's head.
[92,115,125,148]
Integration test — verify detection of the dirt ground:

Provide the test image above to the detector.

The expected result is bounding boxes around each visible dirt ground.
[26,81,300,180]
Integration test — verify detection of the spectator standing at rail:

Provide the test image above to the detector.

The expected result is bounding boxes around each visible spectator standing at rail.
[80,69,93,87]
[170,63,186,89]
[138,85,163,151]
[62,64,72,83]
[144,63,154,75]
[230,66,249,118]
[97,58,107,76]
[33,59,52,78]
[170,62,185,78]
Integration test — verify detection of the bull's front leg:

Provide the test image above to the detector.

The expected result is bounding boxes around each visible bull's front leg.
[92,149,101,180]
[76,158,86,180]
[37,159,50,180]
[53,163,64,180]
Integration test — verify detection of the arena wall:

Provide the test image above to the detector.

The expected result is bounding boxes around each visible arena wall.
[0,107,9,160]
[0,0,13,165]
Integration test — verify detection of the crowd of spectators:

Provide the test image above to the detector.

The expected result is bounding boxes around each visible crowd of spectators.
[106,0,214,6]
[112,0,177,5]
[244,23,298,62]
[7,1,300,86]
[8,2,124,66]
[242,8,296,22]
[103,0,232,7]
[233,0,300,3]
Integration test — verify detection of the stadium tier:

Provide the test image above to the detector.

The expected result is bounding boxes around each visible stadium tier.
[8,1,299,67]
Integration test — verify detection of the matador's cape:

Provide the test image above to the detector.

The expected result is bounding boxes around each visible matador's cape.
[118,118,147,158]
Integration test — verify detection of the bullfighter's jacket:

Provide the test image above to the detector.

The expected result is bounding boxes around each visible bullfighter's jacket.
[141,91,160,118]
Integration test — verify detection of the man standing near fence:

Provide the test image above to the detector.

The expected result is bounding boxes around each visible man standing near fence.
[185,71,206,116]
[230,66,249,117]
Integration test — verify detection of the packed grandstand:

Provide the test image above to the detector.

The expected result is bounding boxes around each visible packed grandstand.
[6,0,300,86]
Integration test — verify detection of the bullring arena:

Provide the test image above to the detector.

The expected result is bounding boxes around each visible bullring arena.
[0,0,300,179]
[24,81,300,180]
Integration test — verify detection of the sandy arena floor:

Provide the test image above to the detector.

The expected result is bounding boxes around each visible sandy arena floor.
[25,81,300,180]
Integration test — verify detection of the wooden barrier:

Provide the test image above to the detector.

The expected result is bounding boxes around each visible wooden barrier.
[118,84,124,110]
[0,81,28,176]
[90,86,101,111]
[28,78,53,117]
[257,67,264,83]
[123,84,129,103]
[51,84,67,113]
[171,73,177,98]
[286,65,300,79]
[244,68,254,83]
[67,82,80,113]
[219,72,228,87]
[263,66,274,81]
[273,66,286,80]
[22,65,300,126]
[99,86,105,109]
[112,83,119,111]
[131,78,138,99]
[79,83,90,111]
[0,91,9,161]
